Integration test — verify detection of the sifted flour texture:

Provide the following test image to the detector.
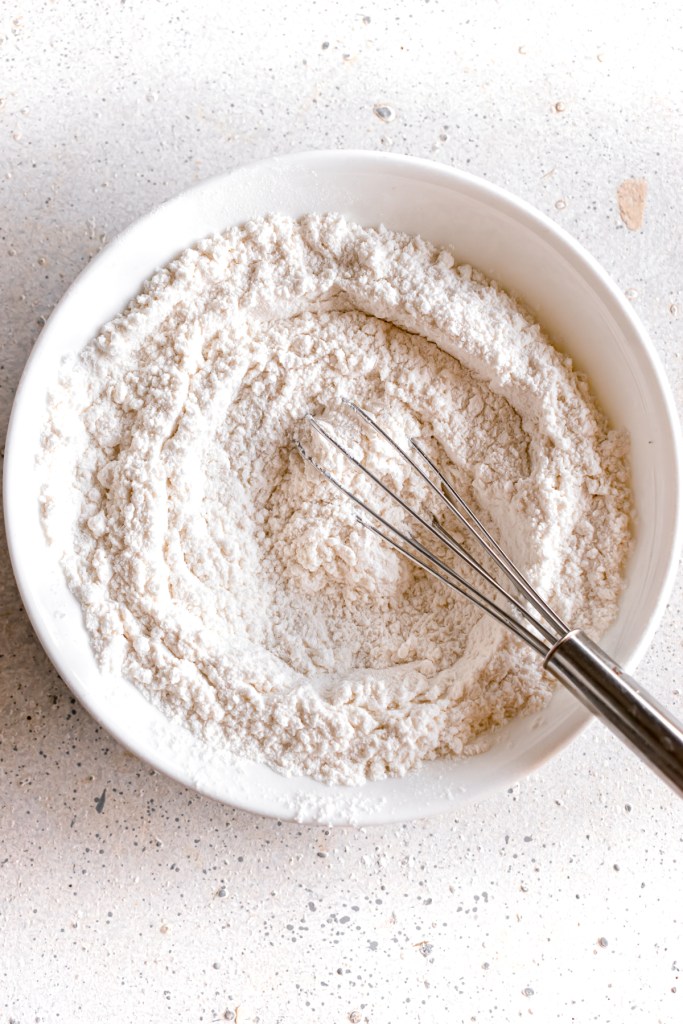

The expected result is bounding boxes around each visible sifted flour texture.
[39,214,631,785]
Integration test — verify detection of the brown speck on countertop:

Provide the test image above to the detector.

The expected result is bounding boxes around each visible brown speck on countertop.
[617,178,648,230]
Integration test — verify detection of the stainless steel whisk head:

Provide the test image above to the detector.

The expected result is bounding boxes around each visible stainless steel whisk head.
[295,398,683,797]
[296,398,568,657]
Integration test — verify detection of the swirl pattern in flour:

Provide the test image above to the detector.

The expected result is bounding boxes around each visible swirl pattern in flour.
[39,214,631,784]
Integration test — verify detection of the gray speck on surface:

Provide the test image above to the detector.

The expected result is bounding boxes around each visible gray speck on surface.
[523,987,535,997]
[418,942,433,958]
[598,937,609,947]
[373,104,395,123]
[94,788,106,814]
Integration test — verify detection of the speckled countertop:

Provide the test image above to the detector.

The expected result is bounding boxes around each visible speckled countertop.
[1,2,682,1022]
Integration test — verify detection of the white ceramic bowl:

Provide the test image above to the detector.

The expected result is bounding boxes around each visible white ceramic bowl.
[5,151,682,824]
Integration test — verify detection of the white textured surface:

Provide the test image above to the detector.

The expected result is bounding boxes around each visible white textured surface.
[1,2,682,1022]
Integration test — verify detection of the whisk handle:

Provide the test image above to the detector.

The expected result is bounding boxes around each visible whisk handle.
[544,629,683,798]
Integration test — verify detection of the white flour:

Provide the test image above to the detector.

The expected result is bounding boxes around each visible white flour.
[39,214,631,785]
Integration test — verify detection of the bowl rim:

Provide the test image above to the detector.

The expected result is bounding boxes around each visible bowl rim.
[4,148,683,824]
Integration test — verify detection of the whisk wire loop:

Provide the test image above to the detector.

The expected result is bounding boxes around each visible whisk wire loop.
[342,398,567,638]
[295,431,550,653]
[303,404,561,649]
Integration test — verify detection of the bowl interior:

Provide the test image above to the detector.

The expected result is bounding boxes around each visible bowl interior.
[5,151,681,824]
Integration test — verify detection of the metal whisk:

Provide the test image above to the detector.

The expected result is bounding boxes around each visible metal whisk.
[295,399,683,797]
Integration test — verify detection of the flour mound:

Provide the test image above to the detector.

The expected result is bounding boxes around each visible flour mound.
[39,214,631,785]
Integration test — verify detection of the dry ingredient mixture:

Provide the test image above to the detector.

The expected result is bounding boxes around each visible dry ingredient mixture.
[39,214,631,785]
